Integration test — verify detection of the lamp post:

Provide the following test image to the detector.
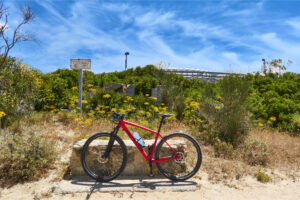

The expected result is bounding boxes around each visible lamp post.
[262,58,266,74]
[125,52,130,71]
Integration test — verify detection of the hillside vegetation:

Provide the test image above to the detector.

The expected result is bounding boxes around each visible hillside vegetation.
[1,56,299,133]
[0,56,299,184]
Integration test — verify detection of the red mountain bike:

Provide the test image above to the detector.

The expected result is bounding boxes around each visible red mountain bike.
[81,112,202,182]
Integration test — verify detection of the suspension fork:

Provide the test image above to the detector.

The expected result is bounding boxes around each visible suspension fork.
[102,124,121,158]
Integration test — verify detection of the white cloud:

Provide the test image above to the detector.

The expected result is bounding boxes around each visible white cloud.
[287,18,300,32]
[135,12,174,27]
[7,0,300,74]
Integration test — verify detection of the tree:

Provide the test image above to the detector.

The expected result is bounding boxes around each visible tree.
[269,59,292,74]
[0,0,33,69]
[261,58,292,75]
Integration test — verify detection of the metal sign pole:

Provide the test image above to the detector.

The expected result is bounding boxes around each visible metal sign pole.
[78,69,83,113]
[70,59,91,113]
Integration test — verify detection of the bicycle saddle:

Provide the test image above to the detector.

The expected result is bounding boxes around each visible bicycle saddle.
[156,113,172,118]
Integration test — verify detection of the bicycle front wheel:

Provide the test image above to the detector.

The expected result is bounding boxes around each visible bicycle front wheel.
[81,132,127,182]
[155,132,202,181]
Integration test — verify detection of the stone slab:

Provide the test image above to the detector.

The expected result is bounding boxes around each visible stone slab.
[71,139,187,177]
[126,84,135,96]
[54,177,198,194]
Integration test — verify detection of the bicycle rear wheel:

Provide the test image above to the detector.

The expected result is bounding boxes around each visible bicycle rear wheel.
[81,132,127,182]
[155,132,202,181]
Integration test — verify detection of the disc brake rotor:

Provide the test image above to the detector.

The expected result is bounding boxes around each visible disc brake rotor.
[174,151,185,163]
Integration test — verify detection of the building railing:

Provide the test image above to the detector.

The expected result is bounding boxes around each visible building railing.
[163,69,244,82]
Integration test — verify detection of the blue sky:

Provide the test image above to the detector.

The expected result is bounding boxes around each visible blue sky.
[5,0,300,73]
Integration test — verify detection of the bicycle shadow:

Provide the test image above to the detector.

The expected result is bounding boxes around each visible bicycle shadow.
[69,176,197,200]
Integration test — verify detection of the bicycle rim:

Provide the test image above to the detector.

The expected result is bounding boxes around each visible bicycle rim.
[81,132,127,182]
[155,133,202,181]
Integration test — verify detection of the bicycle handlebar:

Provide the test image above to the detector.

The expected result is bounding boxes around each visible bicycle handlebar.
[111,112,127,122]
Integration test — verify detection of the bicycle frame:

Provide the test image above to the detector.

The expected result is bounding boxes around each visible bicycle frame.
[118,119,180,163]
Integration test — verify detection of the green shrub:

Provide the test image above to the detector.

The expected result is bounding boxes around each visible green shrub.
[257,169,271,183]
[200,75,251,147]
[242,137,268,166]
[0,57,41,128]
[0,131,57,186]
[290,113,300,135]
[213,138,235,159]
[247,72,300,133]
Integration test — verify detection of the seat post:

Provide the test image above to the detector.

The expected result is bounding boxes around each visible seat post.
[157,116,165,133]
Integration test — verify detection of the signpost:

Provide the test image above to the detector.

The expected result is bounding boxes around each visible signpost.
[70,59,91,113]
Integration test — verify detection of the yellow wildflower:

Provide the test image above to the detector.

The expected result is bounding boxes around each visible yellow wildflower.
[111,108,117,112]
[72,86,78,91]
[87,84,93,87]
[0,111,6,118]
[190,101,200,108]
[82,100,88,104]
[269,116,276,121]
[127,108,132,112]
[149,97,157,101]
[123,100,128,103]
[46,133,52,137]
[48,105,56,109]
[161,103,165,106]
[85,118,92,125]
[103,94,111,99]
[89,88,96,92]
[215,106,221,110]
[153,106,159,112]
[258,122,264,127]
[75,118,81,121]
[127,96,133,101]
[119,108,125,113]
[144,102,149,105]
[145,94,149,97]
[146,112,151,118]
[88,112,94,117]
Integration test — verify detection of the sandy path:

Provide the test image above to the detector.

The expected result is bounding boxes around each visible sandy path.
[1,127,299,200]
[1,173,299,200]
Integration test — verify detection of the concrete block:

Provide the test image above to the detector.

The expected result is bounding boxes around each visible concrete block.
[126,84,135,96]
[70,139,186,177]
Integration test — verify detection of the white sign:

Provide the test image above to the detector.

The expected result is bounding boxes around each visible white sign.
[70,59,91,70]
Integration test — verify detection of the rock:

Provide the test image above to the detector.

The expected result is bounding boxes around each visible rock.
[126,84,135,96]
[151,85,163,102]
[103,83,126,93]
[70,139,187,177]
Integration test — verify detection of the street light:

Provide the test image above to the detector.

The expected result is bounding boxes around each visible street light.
[262,58,266,74]
[125,52,130,71]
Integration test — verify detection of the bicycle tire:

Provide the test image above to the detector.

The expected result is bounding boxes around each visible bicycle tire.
[155,132,202,181]
[81,132,127,182]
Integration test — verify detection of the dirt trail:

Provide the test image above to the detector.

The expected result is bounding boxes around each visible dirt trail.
[1,127,299,200]
[1,172,299,200]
